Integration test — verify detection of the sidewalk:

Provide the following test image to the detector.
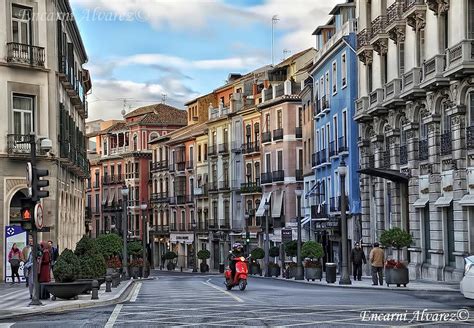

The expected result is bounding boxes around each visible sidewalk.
[0,278,138,320]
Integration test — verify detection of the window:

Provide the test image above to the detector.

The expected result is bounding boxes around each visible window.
[265,153,271,173]
[12,5,32,45]
[398,42,405,76]
[133,134,138,151]
[246,163,252,182]
[367,64,373,92]
[246,124,251,143]
[333,115,338,150]
[204,143,208,160]
[325,72,330,98]
[277,150,283,170]
[446,205,455,266]
[298,148,303,170]
[94,170,99,188]
[341,52,347,87]
[298,107,303,127]
[198,144,202,162]
[423,205,431,262]
[95,194,99,210]
[442,102,451,133]
[469,92,474,127]
[332,61,337,94]
[265,114,270,132]
[254,123,260,143]
[342,110,348,147]
[469,0,474,39]
[419,29,425,66]
[255,162,260,183]
[189,146,194,163]
[277,110,282,129]
[12,94,34,135]
[181,210,185,226]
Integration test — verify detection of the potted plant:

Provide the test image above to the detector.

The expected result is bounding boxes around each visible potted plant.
[380,227,413,287]
[130,258,144,278]
[301,241,324,281]
[164,251,177,271]
[197,250,210,273]
[268,246,280,277]
[106,256,122,273]
[74,236,107,291]
[250,248,264,275]
[45,249,90,300]
[96,233,123,274]
[127,241,144,277]
[284,241,297,278]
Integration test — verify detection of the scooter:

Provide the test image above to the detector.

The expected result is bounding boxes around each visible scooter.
[224,256,248,291]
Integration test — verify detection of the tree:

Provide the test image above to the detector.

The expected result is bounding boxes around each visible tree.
[96,233,122,259]
[74,235,106,279]
[284,240,297,258]
[380,227,413,262]
[197,250,210,261]
[269,246,280,260]
[301,241,324,260]
[53,249,80,282]
[250,247,265,260]
[127,241,143,257]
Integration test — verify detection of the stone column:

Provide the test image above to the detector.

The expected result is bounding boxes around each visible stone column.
[358,139,372,276]
[372,135,385,240]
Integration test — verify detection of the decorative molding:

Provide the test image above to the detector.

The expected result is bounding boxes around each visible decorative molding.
[358,49,373,65]
[373,39,388,56]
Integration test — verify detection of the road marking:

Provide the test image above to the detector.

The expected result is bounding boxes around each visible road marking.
[202,279,244,303]
[104,304,123,328]
[130,282,142,302]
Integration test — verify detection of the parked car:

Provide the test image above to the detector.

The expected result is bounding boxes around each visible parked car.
[460,255,474,299]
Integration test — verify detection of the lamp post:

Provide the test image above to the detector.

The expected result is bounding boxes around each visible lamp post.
[244,212,249,256]
[192,219,197,272]
[140,202,148,278]
[264,202,270,277]
[121,185,129,280]
[295,189,304,280]
[338,159,351,285]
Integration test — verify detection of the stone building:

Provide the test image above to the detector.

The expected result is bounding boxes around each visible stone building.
[355,0,474,282]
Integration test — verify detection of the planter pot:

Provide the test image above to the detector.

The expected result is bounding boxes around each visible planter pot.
[131,266,139,279]
[200,263,209,273]
[78,278,106,294]
[106,268,116,275]
[305,267,322,281]
[138,267,143,278]
[288,266,297,279]
[167,262,175,271]
[269,266,280,277]
[250,263,260,275]
[385,267,409,287]
[44,281,91,301]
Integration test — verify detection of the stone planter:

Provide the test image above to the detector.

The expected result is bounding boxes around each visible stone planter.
[44,281,91,301]
[78,278,105,294]
[249,263,261,275]
[138,267,143,278]
[288,266,297,278]
[200,263,209,273]
[305,267,322,281]
[130,266,139,279]
[106,268,116,275]
[385,267,409,287]
[268,265,280,277]
[167,262,175,271]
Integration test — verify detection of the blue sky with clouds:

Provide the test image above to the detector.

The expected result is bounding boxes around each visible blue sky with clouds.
[70,0,340,121]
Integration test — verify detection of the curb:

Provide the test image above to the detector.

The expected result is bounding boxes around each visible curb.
[249,275,460,293]
[0,279,137,321]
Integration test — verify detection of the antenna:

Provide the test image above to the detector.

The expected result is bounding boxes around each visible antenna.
[161,93,167,104]
[271,15,279,66]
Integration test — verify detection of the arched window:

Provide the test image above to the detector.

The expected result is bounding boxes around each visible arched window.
[254,123,260,143]
[149,132,159,142]
[400,120,408,165]
[469,91,474,127]
[419,113,428,160]
[133,134,138,151]
[441,101,452,155]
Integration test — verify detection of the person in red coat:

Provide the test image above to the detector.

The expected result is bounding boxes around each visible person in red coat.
[38,241,51,283]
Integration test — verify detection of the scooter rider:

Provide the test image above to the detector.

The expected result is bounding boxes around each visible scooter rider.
[228,243,244,280]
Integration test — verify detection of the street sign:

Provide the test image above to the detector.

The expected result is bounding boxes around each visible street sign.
[34,203,44,230]
[281,229,292,243]
[37,227,50,233]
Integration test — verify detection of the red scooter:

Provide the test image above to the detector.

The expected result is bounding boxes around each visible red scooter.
[224,256,248,291]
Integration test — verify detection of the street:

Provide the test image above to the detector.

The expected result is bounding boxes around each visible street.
[0,271,473,327]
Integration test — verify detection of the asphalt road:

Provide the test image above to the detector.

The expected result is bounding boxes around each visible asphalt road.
[1,271,473,327]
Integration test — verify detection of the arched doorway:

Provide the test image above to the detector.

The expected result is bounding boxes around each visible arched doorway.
[9,189,29,225]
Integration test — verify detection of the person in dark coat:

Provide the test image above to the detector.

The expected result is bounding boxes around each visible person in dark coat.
[38,242,51,299]
[350,242,366,281]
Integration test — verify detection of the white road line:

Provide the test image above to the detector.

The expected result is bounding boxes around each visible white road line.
[130,282,142,302]
[104,304,123,328]
[202,279,244,303]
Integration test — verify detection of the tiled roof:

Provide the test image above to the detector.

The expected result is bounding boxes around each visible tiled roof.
[106,122,127,133]
[275,48,314,68]
[124,103,187,126]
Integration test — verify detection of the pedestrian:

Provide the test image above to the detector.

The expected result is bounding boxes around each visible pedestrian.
[350,242,366,281]
[369,242,385,286]
[22,236,33,287]
[48,240,58,269]
[8,243,22,283]
[23,242,35,299]
[38,241,51,299]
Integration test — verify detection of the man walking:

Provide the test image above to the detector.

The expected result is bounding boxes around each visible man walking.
[350,242,366,281]
[369,242,384,286]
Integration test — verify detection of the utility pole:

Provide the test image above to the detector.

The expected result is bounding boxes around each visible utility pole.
[339,159,351,285]
[295,189,304,280]
[271,15,279,66]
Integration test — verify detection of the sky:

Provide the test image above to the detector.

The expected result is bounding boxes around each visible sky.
[70,0,341,121]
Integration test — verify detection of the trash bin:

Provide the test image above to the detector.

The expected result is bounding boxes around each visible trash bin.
[326,263,336,283]
[219,263,225,273]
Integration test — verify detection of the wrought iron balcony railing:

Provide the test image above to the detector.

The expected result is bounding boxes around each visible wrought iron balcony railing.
[262,131,272,143]
[295,127,302,139]
[295,169,303,181]
[329,141,337,158]
[6,42,45,67]
[441,132,452,155]
[273,128,283,141]
[261,172,273,184]
[240,181,262,193]
[272,170,284,182]
[338,136,348,153]
[419,139,429,161]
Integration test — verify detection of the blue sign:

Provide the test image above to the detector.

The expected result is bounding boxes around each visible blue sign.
[4,226,27,283]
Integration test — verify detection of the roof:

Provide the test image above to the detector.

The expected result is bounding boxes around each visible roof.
[135,112,186,126]
[275,48,314,68]
[329,2,356,15]
[184,92,215,106]
[312,24,335,36]
[166,122,208,145]
[124,103,186,125]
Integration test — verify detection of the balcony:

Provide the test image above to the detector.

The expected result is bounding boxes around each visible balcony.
[382,148,391,169]
[262,131,272,144]
[403,0,426,31]
[219,180,230,191]
[7,134,36,155]
[421,55,449,89]
[220,219,231,230]
[175,195,186,205]
[151,192,169,203]
[208,219,218,230]
[186,160,194,170]
[261,172,273,184]
[178,223,186,231]
[194,185,209,198]
[176,161,186,172]
[168,197,176,205]
[467,126,474,150]
[328,141,337,158]
[170,223,178,231]
[208,145,217,157]
[400,145,408,165]
[329,197,338,212]
[232,142,242,153]
[445,40,474,78]
[273,128,283,141]
[242,142,260,154]
[272,170,284,182]
[354,96,370,122]
[386,1,406,43]
[356,29,373,65]
[186,194,194,204]
[169,163,175,172]
[383,78,403,107]
[295,127,302,139]
[312,153,317,168]
[311,204,328,219]
[317,149,327,166]
[321,95,330,113]
[295,169,303,181]
[6,42,45,67]
[102,175,125,185]
[441,132,452,156]
[401,68,424,99]
[208,181,219,193]
[338,136,348,153]
[370,16,388,55]
[419,139,429,161]
[218,143,229,154]
[241,181,262,194]
[367,88,386,116]
[197,221,208,232]
[152,225,170,234]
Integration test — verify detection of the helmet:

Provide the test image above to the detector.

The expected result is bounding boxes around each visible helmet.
[232,243,243,250]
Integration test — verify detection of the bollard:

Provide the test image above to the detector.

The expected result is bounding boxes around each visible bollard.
[112,273,119,288]
[91,280,99,300]
[180,266,183,272]
[105,275,112,292]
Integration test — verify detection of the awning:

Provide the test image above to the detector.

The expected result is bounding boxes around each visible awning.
[434,196,453,207]
[413,197,429,208]
[256,192,272,217]
[305,181,320,199]
[358,168,409,183]
[459,194,474,207]
[272,190,284,218]
[108,190,115,207]
[102,190,108,206]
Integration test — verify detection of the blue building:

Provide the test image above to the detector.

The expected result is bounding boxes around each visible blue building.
[307,1,360,267]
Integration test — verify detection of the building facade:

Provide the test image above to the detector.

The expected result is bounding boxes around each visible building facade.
[0,0,91,280]
[355,0,474,282]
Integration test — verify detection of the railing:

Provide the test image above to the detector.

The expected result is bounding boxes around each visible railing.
[219,180,230,190]
[186,160,194,170]
[387,1,404,22]
[186,194,194,203]
[176,161,186,172]
[153,225,170,233]
[208,219,218,230]
[170,223,178,231]
[311,204,328,219]
[383,149,391,169]
[208,145,217,156]
[467,126,474,149]
[169,163,176,172]
[295,169,303,181]
[197,221,208,232]
[6,42,45,67]
[218,143,229,154]
[321,95,329,111]
[419,139,429,161]
[273,128,283,141]
[441,132,452,155]
[151,192,169,203]
[422,55,446,82]
[102,175,125,185]
[357,29,370,49]
[7,134,33,154]
[262,131,272,143]
[317,149,327,165]
[446,40,474,72]
[208,181,219,192]
[295,127,302,139]
[242,142,260,154]
[371,15,387,36]
[400,145,408,165]
[338,136,348,153]
[169,197,176,205]
[272,170,285,182]
[220,219,231,230]
[329,197,338,212]
[312,153,317,167]
[329,141,337,158]
[261,172,273,184]
[241,181,262,193]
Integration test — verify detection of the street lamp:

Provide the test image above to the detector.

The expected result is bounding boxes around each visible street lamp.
[192,218,197,272]
[121,185,129,280]
[140,202,148,278]
[244,212,250,256]
[264,202,270,277]
[295,189,304,280]
[338,159,351,285]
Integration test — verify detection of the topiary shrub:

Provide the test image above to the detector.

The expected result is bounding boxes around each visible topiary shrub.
[301,241,324,260]
[380,227,413,263]
[74,235,106,279]
[127,241,143,257]
[96,233,122,259]
[284,240,297,257]
[197,250,210,261]
[164,251,177,260]
[74,235,98,257]
[269,246,280,258]
[251,247,265,260]
[53,249,80,282]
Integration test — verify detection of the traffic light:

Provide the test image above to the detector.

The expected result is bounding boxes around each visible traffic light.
[32,167,49,201]
[20,198,35,230]
[246,231,250,243]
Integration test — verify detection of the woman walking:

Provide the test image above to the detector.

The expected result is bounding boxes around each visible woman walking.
[38,242,51,299]
[8,243,22,283]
